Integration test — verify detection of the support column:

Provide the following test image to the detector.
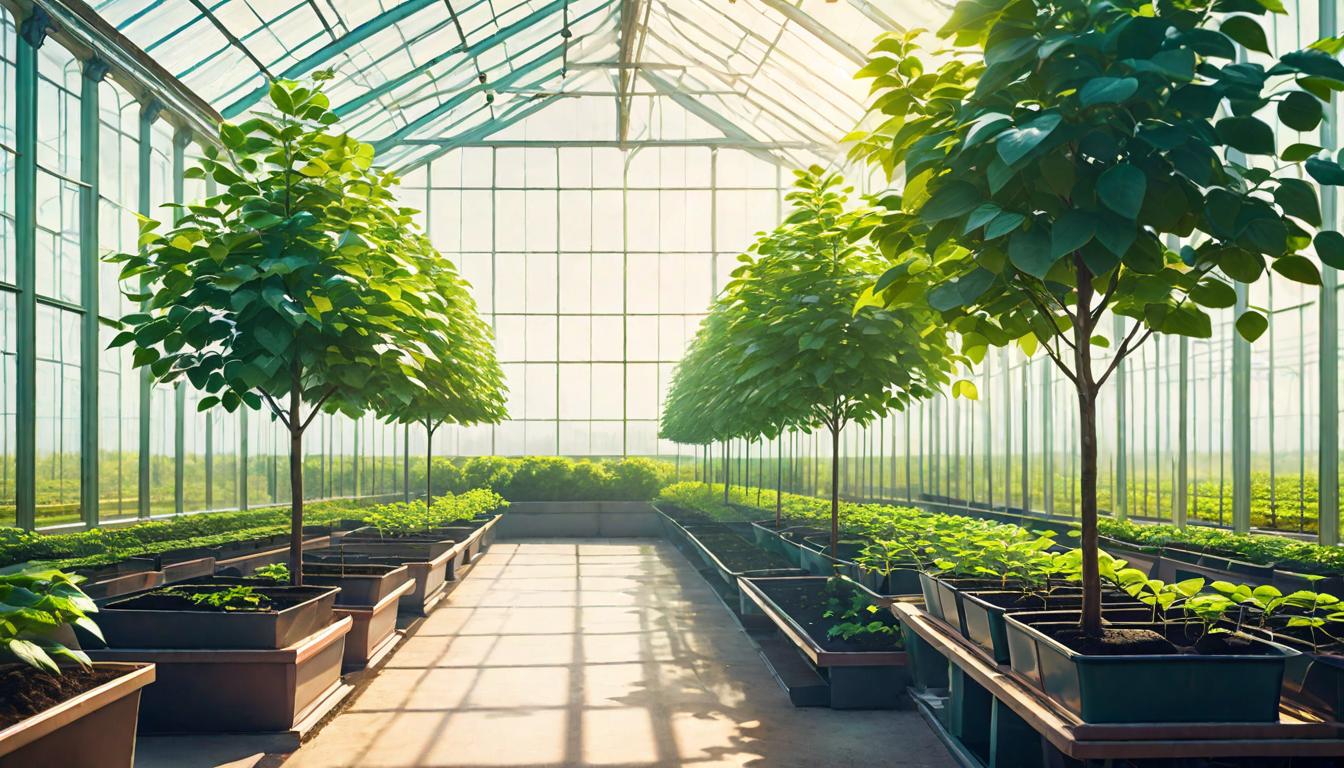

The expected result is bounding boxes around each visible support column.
[239,406,249,511]
[172,129,189,515]
[14,10,47,530]
[1113,315,1128,520]
[1320,0,1340,546]
[1232,283,1252,533]
[137,100,162,519]
[1176,336,1189,528]
[80,57,109,528]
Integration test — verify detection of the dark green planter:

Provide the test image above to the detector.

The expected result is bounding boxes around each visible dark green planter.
[1004,614,1293,723]
[959,589,1144,664]
[899,620,949,692]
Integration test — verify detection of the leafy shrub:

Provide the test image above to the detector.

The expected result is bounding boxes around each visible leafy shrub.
[0,564,100,674]
[444,456,672,501]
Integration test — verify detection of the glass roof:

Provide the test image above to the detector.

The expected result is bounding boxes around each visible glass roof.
[88,0,949,170]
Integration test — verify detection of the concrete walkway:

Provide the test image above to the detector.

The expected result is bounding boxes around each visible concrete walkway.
[282,539,955,768]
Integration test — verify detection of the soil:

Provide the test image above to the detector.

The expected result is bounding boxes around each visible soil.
[345,530,452,542]
[967,589,1140,611]
[756,580,903,653]
[0,664,125,729]
[106,585,326,613]
[688,528,795,572]
[303,563,400,576]
[1053,627,1179,656]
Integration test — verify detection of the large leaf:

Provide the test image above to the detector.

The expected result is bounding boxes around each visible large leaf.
[1008,227,1055,278]
[996,113,1062,167]
[1079,77,1138,107]
[1216,116,1276,155]
[1097,164,1147,221]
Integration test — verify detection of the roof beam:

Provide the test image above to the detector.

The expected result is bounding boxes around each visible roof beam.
[221,0,442,118]
[615,0,649,145]
[756,0,866,66]
[372,41,568,153]
[392,95,560,173]
[186,0,274,79]
[638,69,783,165]
[400,137,827,149]
[335,0,568,117]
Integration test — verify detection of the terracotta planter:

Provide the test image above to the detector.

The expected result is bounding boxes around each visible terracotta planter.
[89,617,351,733]
[335,579,414,670]
[0,663,154,768]
[99,585,339,649]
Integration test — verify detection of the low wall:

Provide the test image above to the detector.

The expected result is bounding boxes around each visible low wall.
[496,501,660,538]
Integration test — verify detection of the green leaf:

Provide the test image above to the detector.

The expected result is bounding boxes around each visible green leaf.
[984,211,1025,240]
[1097,164,1147,221]
[1281,142,1324,162]
[1235,310,1269,342]
[1220,16,1271,54]
[1051,210,1096,257]
[921,181,982,222]
[1315,230,1344,269]
[1008,227,1055,278]
[996,113,1062,167]
[1189,277,1237,308]
[1216,116,1276,155]
[1278,91,1324,131]
[1306,156,1344,185]
[1079,77,1138,107]
[1270,179,1319,227]
[1272,254,1322,284]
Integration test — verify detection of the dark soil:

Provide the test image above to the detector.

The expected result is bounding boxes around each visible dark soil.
[106,585,326,613]
[1053,627,1179,656]
[755,580,903,653]
[689,529,794,573]
[0,664,125,729]
[967,589,1140,611]
[344,530,452,543]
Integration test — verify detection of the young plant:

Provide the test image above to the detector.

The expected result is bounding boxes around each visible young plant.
[254,563,290,583]
[110,75,493,585]
[823,578,895,642]
[0,564,100,674]
[163,586,272,612]
[853,3,1344,638]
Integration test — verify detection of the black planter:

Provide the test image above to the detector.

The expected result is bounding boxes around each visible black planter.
[959,588,1143,664]
[1004,613,1293,723]
[98,585,339,650]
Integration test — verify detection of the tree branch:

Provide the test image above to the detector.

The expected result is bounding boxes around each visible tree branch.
[1095,322,1154,390]
[260,391,291,430]
[299,386,338,433]
[1039,340,1079,386]
[1023,287,1077,352]
[1090,269,1121,326]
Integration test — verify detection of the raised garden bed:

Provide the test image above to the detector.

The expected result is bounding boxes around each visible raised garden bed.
[738,575,907,709]
[307,540,465,615]
[98,585,339,650]
[335,579,414,671]
[1004,612,1293,723]
[0,662,154,768]
[958,587,1145,664]
[88,617,352,735]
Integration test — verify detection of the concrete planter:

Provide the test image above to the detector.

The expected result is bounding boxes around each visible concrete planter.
[99,585,339,650]
[89,617,351,733]
[335,579,414,670]
[302,563,410,606]
[497,501,659,538]
[0,663,154,768]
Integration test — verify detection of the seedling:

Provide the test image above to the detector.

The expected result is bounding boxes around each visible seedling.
[163,586,272,612]
[0,564,100,674]
[254,563,290,583]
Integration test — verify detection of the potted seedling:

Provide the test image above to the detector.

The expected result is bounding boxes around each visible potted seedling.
[0,564,154,768]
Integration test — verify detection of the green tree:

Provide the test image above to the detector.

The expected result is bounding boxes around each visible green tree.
[853,2,1344,636]
[379,249,507,509]
[663,168,957,554]
[111,76,472,584]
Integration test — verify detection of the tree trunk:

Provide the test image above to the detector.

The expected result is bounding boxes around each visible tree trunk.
[424,420,434,511]
[288,379,304,587]
[1073,252,1102,638]
[775,436,783,529]
[722,441,729,505]
[830,424,840,560]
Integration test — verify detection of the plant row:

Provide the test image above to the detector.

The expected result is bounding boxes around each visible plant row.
[423,456,674,502]
[0,490,506,571]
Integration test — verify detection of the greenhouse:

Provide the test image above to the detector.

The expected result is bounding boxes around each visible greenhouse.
[7,0,1344,765]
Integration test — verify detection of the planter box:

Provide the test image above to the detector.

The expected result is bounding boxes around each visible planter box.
[1159,547,1276,585]
[305,541,464,615]
[0,663,154,768]
[679,524,805,596]
[89,617,351,733]
[332,537,457,560]
[749,520,823,562]
[99,585,339,650]
[797,535,865,578]
[86,569,165,602]
[335,579,414,670]
[739,575,908,709]
[301,563,410,607]
[1004,614,1293,723]
[960,589,1144,664]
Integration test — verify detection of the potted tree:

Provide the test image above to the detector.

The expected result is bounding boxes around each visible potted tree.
[110,73,472,587]
[0,564,153,768]
[853,0,1342,722]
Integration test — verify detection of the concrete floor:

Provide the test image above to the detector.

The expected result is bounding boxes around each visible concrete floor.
[275,538,954,768]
